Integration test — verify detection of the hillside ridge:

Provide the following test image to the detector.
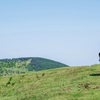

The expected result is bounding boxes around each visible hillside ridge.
[0,57,69,76]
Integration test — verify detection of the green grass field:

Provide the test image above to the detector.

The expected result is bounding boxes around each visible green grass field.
[0,64,100,100]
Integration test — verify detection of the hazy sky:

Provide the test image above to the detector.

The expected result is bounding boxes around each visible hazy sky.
[0,0,100,66]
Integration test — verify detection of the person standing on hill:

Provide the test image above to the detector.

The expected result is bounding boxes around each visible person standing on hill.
[99,52,100,61]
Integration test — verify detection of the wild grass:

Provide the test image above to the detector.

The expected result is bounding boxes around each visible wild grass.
[0,64,100,100]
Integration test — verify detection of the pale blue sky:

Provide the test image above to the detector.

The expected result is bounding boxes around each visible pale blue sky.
[0,0,100,66]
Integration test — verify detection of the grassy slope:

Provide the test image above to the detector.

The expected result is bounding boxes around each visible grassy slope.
[0,64,100,100]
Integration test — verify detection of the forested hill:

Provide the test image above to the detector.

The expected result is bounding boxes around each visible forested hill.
[0,57,69,75]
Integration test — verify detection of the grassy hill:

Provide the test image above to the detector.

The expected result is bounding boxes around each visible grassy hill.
[0,64,100,100]
[0,57,68,76]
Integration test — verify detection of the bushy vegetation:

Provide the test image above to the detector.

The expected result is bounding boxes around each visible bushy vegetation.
[30,57,68,71]
[0,64,100,100]
[0,57,68,76]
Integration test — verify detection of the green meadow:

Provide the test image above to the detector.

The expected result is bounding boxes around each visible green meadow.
[0,64,100,100]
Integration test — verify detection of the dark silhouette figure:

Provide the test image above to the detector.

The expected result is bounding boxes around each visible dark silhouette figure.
[99,52,100,61]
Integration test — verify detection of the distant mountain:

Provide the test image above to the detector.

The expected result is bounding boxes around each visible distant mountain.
[0,57,69,75]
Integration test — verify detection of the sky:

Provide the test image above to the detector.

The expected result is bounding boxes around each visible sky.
[0,0,100,66]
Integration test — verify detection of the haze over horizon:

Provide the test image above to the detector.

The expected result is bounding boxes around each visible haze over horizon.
[0,0,100,66]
